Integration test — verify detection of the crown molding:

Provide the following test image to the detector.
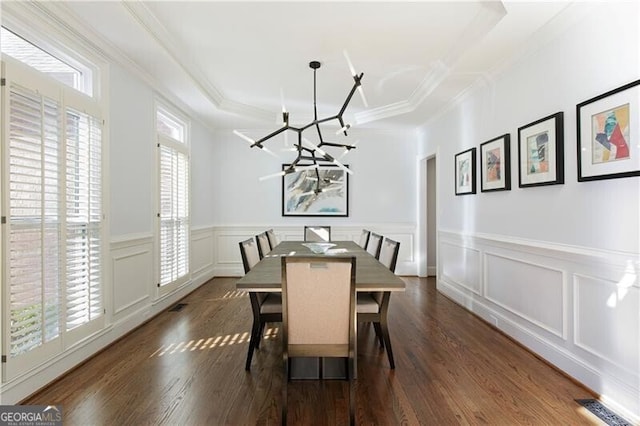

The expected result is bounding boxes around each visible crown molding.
[122,1,274,124]
[355,2,505,127]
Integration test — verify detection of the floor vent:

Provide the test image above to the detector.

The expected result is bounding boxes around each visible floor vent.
[168,303,187,312]
[575,399,632,426]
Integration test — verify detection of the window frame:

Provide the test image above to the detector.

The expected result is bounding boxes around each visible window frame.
[154,101,191,297]
[1,26,107,381]
[0,22,98,99]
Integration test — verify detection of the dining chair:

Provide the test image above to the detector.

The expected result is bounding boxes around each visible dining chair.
[365,232,383,258]
[281,255,356,426]
[357,237,400,369]
[303,225,331,242]
[256,231,271,259]
[239,238,282,371]
[358,229,371,249]
[266,228,278,249]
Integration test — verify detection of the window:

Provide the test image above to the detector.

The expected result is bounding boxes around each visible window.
[1,27,93,97]
[156,105,190,292]
[2,29,104,380]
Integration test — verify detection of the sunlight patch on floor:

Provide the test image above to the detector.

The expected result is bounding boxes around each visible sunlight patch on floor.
[148,328,280,357]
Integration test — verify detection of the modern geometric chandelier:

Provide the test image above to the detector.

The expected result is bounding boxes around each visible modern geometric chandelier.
[234,55,365,195]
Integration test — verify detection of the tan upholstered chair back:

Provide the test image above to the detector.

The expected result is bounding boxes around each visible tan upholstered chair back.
[378,238,400,273]
[304,226,331,242]
[239,238,260,273]
[358,229,370,249]
[266,229,278,248]
[256,232,271,258]
[282,256,356,348]
[366,232,383,258]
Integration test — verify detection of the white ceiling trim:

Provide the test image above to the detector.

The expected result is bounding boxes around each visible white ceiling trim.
[417,2,590,132]
[356,2,506,126]
[122,1,274,123]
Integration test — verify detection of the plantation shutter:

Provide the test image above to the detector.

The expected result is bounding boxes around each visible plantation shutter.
[158,139,189,288]
[7,81,63,359]
[64,108,102,332]
[2,59,104,380]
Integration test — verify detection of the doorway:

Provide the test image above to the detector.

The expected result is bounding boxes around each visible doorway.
[426,157,437,276]
[418,154,437,278]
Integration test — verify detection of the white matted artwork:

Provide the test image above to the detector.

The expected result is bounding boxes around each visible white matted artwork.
[282,164,349,216]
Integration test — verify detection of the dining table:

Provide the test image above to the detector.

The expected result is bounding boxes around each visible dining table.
[236,240,406,293]
[236,240,405,379]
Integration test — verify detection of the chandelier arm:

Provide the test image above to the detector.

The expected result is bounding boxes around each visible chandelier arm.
[315,124,325,145]
[318,141,355,149]
[337,117,348,136]
[338,73,364,117]
[313,67,319,121]
[253,125,289,147]
[287,157,301,170]
[298,155,318,162]
[314,167,322,193]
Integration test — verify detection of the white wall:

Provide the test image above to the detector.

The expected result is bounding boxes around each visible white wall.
[418,2,639,421]
[109,64,155,237]
[191,120,217,228]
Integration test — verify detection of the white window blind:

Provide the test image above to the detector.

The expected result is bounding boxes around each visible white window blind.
[159,144,189,286]
[7,82,62,358]
[156,106,189,292]
[3,59,104,380]
[65,108,102,331]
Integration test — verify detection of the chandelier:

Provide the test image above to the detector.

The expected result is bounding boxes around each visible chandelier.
[234,57,365,195]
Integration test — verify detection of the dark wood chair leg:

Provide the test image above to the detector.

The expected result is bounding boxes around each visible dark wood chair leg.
[380,320,395,369]
[245,319,260,370]
[379,292,394,369]
[256,321,266,349]
[348,355,355,425]
[372,322,384,348]
[282,353,289,426]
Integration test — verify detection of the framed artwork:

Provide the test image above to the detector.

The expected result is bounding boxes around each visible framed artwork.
[480,134,511,192]
[454,148,476,195]
[577,79,640,181]
[282,164,349,216]
[517,112,564,187]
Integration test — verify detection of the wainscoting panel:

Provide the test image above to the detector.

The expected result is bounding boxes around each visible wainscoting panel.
[485,253,565,338]
[440,241,481,295]
[574,273,639,374]
[111,236,153,321]
[437,229,640,423]
[191,227,215,280]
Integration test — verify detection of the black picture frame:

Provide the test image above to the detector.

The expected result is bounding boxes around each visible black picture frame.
[577,79,640,182]
[282,164,349,217]
[480,134,511,192]
[455,147,476,195]
[517,112,564,188]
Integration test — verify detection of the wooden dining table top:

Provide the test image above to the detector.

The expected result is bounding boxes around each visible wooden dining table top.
[236,240,406,293]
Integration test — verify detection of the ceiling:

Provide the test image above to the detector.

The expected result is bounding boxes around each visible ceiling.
[51,1,574,134]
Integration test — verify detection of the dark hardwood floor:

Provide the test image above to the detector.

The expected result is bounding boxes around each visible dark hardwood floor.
[25,277,602,425]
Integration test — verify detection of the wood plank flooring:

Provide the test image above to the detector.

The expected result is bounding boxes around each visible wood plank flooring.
[24,277,603,425]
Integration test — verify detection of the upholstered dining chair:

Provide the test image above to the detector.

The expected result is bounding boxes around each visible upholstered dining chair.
[358,229,371,249]
[357,237,400,369]
[281,256,356,426]
[239,238,282,371]
[266,228,278,249]
[256,231,271,259]
[365,232,383,258]
[303,225,331,242]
